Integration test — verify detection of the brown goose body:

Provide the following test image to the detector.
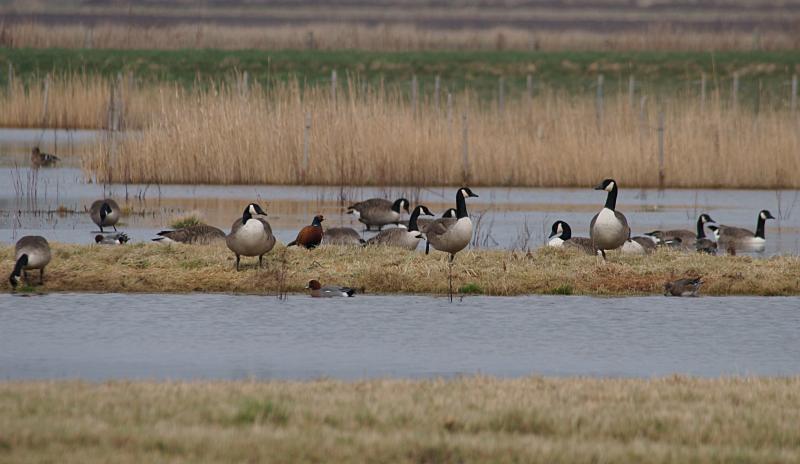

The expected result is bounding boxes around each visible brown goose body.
[154,224,225,244]
[323,227,364,246]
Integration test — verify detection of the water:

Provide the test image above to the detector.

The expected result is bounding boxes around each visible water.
[1,166,798,255]
[0,294,798,380]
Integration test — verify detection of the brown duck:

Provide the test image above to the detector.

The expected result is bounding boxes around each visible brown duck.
[288,215,324,249]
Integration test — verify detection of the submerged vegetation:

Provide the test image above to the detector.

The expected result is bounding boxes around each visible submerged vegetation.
[1,243,798,296]
[1,376,799,462]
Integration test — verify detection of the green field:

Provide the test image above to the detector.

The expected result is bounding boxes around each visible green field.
[3,48,799,103]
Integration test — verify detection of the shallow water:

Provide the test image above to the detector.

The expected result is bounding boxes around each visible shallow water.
[0,166,798,255]
[0,293,798,380]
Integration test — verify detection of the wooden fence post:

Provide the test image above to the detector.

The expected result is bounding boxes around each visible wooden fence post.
[40,74,50,126]
[791,74,797,113]
[434,75,441,113]
[700,72,706,111]
[732,72,739,110]
[498,76,505,114]
[462,112,469,182]
[411,75,418,117]
[7,62,13,95]
[657,111,665,190]
[526,74,533,102]
[303,112,311,181]
[447,92,453,129]
[628,75,635,108]
[331,69,337,104]
[596,74,604,126]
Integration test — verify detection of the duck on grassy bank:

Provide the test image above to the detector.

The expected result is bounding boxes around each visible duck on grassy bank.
[9,236,51,287]
[225,203,276,271]
[288,215,324,249]
[95,233,129,245]
[664,277,703,297]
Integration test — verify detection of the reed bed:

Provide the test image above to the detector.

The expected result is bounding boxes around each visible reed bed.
[3,21,800,51]
[81,79,800,189]
[2,376,800,462]
[1,244,799,296]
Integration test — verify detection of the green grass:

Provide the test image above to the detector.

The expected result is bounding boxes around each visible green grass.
[3,48,800,102]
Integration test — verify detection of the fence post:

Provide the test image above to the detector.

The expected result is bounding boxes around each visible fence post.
[303,112,311,182]
[639,95,648,136]
[330,69,337,104]
[596,74,604,126]
[40,74,50,126]
[657,111,665,190]
[434,75,441,113]
[462,112,469,183]
[628,75,635,108]
[498,76,505,114]
[7,62,13,95]
[732,72,739,111]
[411,75,418,117]
[792,74,797,113]
[446,92,453,129]
[700,72,706,111]
[526,74,533,102]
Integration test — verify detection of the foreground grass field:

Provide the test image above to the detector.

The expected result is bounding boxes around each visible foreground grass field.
[1,243,799,296]
[1,377,799,462]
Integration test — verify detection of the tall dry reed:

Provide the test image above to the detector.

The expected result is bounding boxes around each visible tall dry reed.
[2,21,799,51]
[83,79,800,189]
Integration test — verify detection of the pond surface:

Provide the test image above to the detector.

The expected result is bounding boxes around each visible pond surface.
[1,294,798,380]
[1,166,798,256]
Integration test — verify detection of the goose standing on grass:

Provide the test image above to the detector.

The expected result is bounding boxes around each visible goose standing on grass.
[590,179,630,259]
[664,277,703,297]
[30,147,59,168]
[152,224,225,244]
[226,203,276,271]
[305,279,356,297]
[89,199,121,233]
[287,215,324,249]
[322,227,364,246]
[366,205,434,250]
[95,233,129,245]
[425,187,479,261]
[417,208,456,234]
[645,213,715,248]
[8,236,51,287]
[547,220,594,254]
[347,197,410,231]
[713,210,775,252]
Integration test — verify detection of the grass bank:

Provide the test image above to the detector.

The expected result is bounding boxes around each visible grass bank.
[1,376,799,462]
[2,243,799,296]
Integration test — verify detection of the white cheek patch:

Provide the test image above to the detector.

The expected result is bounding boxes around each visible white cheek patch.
[249,205,256,215]
[760,212,766,220]
[605,182,615,192]
[461,189,468,198]
[556,224,563,234]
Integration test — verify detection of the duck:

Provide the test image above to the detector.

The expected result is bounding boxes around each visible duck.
[225,203,276,270]
[695,237,718,255]
[621,234,657,255]
[590,178,630,259]
[416,208,456,234]
[287,215,324,249]
[712,210,775,252]
[645,213,715,249]
[89,199,121,233]
[347,197,410,231]
[152,224,225,244]
[425,187,479,261]
[366,205,434,250]
[305,279,356,297]
[547,220,594,254]
[95,233,129,245]
[8,236,51,287]
[30,147,59,168]
[322,227,364,246]
[664,277,703,297]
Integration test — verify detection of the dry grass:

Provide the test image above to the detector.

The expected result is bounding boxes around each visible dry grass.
[1,243,799,296]
[3,21,800,51]
[83,80,800,188]
[1,376,799,462]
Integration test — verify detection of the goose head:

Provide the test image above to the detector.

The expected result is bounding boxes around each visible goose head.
[392,198,411,214]
[414,205,435,217]
[699,213,714,224]
[548,220,571,239]
[442,208,457,218]
[594,178,617,192]
[459,187,479,199]
[243,203,267,221]
[100,202,113,221]
[760,210,775,220]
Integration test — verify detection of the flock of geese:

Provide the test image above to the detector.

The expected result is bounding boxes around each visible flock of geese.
[7,179,776,297]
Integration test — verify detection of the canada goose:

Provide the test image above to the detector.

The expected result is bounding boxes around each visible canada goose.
[366,205,434,250]
[425,187,479,261]
[416,208,456,234]
[30,147,59,168]
[89,199,121,233]
[305,279,356,297]
[695,237,718,255]
[621,234,657,255]
[347,197,410,231]
[152,224,225,244]
[713,210,775,252]
[287,215,324,249]
[547,220,594,254]
[95,233,129,245]
[645,213,715,248]
[226,203,276,270]
[9,236,51,287]
[664,277,703,297]
[590,179,630,259]
[322,227,365,246]
[648,234,684,249]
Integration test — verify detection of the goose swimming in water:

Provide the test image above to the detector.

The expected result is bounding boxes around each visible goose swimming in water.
[225,203,276,270]
[590,179,630,259]
[347,197,410,231]
[366,205,434,250]
[9,236,51,287]
[425,187,479,262]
